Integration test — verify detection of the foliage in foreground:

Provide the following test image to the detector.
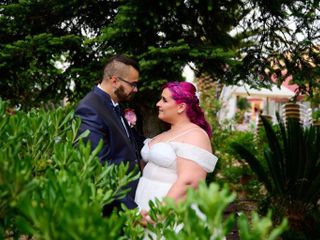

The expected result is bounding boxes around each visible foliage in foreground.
[0,100,138,239]
[0,100,287,239]
[127,183,287,240]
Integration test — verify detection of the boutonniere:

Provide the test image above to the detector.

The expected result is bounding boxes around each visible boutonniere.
[124,108,137,128]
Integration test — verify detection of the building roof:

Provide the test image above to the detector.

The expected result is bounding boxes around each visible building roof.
[222,83,295,98]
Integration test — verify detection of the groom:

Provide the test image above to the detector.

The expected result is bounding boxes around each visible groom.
[75,54,143,214]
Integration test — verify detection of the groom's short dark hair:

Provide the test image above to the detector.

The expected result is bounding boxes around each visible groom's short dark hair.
[106,54,140,72]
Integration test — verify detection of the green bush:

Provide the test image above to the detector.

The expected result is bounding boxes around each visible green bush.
[0,100,138,239]
[127,182,287,240]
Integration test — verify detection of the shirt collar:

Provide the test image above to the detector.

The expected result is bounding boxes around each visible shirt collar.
[97,84,118,107]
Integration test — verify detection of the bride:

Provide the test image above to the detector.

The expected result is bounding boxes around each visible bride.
[134,81,218,215]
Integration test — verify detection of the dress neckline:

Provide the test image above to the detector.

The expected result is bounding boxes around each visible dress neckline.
[148,128,200,148]
[146,139,215,156]
[148,128,208,148]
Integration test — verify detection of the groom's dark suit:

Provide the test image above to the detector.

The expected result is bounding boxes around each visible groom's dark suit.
[75,86,142,210]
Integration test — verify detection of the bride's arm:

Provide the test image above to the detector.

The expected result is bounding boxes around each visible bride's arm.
[139,158,206,226]
[166,130,212,201]
[165,156,207,201]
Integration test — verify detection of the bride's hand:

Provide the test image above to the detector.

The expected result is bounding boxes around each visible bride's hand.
[139,209,155,227]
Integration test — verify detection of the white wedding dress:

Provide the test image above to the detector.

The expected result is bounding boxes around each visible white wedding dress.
[135,131,218,211]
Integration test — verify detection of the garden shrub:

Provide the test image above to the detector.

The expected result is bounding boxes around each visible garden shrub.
[0,100,137,239]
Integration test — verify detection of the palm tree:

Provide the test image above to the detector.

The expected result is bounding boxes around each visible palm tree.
[232,114,320,239]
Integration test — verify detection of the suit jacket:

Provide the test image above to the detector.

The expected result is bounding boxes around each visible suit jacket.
[75,86,143,210]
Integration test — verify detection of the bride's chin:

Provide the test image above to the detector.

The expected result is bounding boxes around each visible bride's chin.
[158,113,164,120]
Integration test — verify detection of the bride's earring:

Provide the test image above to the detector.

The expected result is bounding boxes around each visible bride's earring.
[178,110,183,114]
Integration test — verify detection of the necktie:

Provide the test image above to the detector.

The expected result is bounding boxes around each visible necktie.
[114,105,122,120]
[114,105,129,137]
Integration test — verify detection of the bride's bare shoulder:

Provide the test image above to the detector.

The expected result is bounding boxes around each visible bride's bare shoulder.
[182,127,212,152]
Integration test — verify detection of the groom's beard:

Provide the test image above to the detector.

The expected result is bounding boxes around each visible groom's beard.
[115,85,134,102]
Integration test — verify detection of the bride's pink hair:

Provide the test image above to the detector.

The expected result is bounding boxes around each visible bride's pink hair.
[164,81,212,138]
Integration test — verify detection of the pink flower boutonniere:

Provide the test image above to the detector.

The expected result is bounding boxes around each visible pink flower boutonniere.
[124,108,137,128]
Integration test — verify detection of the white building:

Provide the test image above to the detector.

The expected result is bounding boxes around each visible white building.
[218,83,295,119]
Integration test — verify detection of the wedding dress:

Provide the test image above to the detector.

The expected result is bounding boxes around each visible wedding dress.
[135,129,218,211]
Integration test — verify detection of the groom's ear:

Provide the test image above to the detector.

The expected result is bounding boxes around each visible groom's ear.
[110,75,117,84]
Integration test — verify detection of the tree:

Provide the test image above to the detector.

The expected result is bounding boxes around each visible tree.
[0,0,319,113]
[0,0,119,108]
